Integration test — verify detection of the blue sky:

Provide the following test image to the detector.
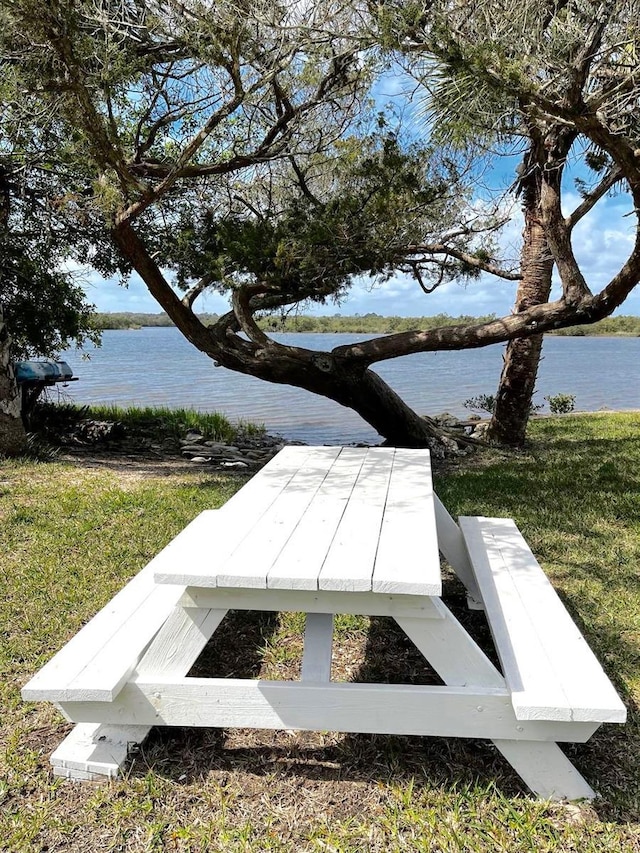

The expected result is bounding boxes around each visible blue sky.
[84,188,640,318]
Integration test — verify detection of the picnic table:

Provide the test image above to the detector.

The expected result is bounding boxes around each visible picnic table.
[22,446,626,799]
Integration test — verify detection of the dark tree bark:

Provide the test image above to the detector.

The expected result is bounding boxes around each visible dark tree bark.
[0,305,27,456]
[488,137,554,447]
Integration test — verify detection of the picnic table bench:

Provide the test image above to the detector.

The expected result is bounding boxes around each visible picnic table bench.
[22,446,626,798]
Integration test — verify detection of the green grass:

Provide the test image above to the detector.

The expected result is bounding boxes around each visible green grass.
[85,404,266,441]
[30,401,266,446]
[1,412,639,851]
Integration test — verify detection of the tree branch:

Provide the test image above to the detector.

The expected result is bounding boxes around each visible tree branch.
[231,286,273,347]
[182,273,216,309]
[566,165,622,230]
[401,244,521,280]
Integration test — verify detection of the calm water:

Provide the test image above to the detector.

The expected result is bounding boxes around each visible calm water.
[60,330,640,444]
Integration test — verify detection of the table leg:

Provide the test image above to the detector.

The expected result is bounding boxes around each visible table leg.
[433,494,483,609]
[493,739,596,800]
[301,613,334,682]
[51,606,228,781]
[395,601,596,800]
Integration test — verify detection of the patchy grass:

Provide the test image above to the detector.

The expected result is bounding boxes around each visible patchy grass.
[2,412,639,851]
[29,401,266,446]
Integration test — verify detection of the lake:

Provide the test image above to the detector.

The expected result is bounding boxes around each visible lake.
[60,329,640,444]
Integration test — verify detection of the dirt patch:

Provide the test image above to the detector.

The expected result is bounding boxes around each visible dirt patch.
[57,446,211,481]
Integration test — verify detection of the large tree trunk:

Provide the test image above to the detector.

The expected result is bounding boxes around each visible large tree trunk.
[488,142,554,447]
[0,306,27,455]
[204,337,447,450]
[112,222,448,450]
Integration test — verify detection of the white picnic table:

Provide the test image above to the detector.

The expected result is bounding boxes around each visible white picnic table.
[22,446,626,799]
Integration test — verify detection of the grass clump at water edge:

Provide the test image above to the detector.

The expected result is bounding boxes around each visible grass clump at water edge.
[1,412,639,851]
[30,400,266,446]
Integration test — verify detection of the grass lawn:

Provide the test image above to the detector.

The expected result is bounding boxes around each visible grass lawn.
[1,413,639,852]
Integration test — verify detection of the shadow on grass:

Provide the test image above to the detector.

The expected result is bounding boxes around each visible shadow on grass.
[128,586,639,823]
[126,421,639,820]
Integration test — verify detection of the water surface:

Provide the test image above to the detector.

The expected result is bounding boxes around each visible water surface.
[60,330,640,443]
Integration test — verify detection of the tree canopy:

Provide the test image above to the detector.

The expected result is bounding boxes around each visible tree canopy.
[2,0,639,447]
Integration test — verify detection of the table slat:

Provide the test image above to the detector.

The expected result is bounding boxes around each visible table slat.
[266,448,366,590]
[215,446,343,588]
[373,449,441,595]
[153,446,340,587]
[318,448,395,591]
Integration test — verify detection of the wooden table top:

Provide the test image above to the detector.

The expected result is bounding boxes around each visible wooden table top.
[152,445,442,596]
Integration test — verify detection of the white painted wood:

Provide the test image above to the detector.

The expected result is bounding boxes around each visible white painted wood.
[219,445,332,516]
[61,585,191,703]
[153,447,343,588]
[50,722,151,780]
[53,765,106,782]
[22,562,187,703]
[146,509,225,585]
[267,447,367,590]
[178,587,444,619]
[59,678,598,743]
[493,739,597,800]
[433,494,483,608]
[25,447,616,800]
[301,613,334,682]
[395,600,601,801]
[216,447,345,588]
[395,600,504,689]
[460,516,627,724]
[317,448,394,592]
[372,449,441,596]
[136,607,227,676]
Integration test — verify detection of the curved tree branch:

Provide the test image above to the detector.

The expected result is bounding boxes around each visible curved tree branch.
[182,273,216,309]
[566,165,622,231]
[402,243,521,280]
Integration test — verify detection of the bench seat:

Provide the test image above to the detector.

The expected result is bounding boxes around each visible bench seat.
[20,512,220,704]
[459,516,627,725]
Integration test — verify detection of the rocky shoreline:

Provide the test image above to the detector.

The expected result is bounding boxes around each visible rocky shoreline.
[177,430,299,470]
[47,410,488,469]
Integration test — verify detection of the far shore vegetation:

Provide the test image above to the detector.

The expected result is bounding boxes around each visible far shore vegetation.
[91,311,640,336]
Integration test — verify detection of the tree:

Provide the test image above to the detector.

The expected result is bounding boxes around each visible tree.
[489,142,620,446]
[6,0,640,449]
[0,303,26,454]
[380,0,639,444]
[0,5,108,452]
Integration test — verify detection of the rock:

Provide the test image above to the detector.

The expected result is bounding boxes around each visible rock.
[433,412,463,428]
[471,422,490,438]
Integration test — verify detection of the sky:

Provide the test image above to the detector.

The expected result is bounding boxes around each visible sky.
[83,188,640,318]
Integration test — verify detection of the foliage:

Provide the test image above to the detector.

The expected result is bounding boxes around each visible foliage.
[545,394,576,415]
[0,23,116,359]
[551,316,640,337]
[29,401,264,445]
[163,133,497,306]
[463,393,544,415]
[4,1,640,448]
[93,312,640,335]
[2,413,639,847]
[463,394,496,414]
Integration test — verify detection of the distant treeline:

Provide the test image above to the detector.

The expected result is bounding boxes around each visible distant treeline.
[92,311,640,336]
[92,312,219,329]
